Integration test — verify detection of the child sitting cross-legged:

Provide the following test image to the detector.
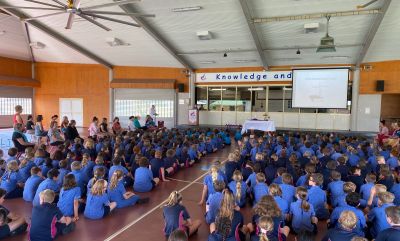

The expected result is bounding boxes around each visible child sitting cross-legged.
[29,189,75,241]
[0,188,27,239]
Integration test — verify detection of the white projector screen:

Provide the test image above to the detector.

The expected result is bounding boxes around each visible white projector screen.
[292,68,349,108]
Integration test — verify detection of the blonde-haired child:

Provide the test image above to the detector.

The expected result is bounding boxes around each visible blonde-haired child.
[84,179,116,219]
[198,163,226,205]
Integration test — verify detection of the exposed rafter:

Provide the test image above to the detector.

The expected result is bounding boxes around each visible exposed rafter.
[253,9,381,23]
[238,0,269,70]
[0,3,113,69]
[114,0,193,71]
[356,0,392,66]
[20,22,35,62]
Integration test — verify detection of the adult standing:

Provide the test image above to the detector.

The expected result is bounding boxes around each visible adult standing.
[13,105,24,128]
[12,123,35,153]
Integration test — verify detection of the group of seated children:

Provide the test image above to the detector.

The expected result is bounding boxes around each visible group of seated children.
[0,127,231,240]
[165,131,400,241]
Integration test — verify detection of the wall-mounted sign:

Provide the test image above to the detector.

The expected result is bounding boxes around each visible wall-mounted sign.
[196,71,292,83]
[188,109,198,125]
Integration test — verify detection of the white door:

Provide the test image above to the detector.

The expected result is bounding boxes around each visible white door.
[60,98,83,127]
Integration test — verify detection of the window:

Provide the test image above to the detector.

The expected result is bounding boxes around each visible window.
[236,87,251,112]
[0,98,32,115]
[251,87,266,112]
[115,99,174,118]
[268,86,283,112]
[195,86,208,110]
[208,87,222,111]
[222,87,236,111]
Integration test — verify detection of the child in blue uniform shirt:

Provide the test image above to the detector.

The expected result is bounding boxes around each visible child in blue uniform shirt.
[56,160,69,189]
[84,179,116,219]
[279,173,296,206]
[23,167,43,202]
[228,170,247,208]
[307,173,329,219]
[30,189,74,241]
[327,171,345,207]
[252,173,269,205]
[375,206,400,241]
[269,184,289,217]
[360,173,376,204]
[199,164,225,205]
[57,174,82,221]
[108,170,148,208]
[205,180,225,224]
[163,191,201,238]
[0,161,24,199]
[367,191,396,238]
[289,186,318,234]
[18,153,36,182]
[70,161,87,196]
[224,153,240,183]
[134,157,159,193]
[329,192,366,237]
[33,169,60,206]
[322,211,359,241]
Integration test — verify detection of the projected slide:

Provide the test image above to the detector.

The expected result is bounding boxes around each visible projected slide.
[292,69,349,108]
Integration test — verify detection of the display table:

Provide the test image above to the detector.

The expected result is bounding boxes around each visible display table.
[241,120,276,134]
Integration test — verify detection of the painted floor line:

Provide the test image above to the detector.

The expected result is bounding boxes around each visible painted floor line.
[104,170,209,241]
[167,177,203,185]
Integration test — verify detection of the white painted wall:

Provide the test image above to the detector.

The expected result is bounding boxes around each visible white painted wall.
[356,94,381,132]
[177,93,189,126]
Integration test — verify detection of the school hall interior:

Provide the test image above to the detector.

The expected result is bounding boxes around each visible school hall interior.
[0,0,400,241]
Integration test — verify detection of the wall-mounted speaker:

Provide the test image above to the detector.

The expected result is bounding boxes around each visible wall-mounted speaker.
[376,80,385,92]
[177,83,185,92]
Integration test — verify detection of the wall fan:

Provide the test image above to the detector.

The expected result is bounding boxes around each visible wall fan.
[0,0,155,31]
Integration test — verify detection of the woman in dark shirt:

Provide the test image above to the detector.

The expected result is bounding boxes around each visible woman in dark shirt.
[65,120,82,142]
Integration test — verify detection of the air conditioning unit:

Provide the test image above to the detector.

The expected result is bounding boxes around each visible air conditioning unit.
[196,31,212,40]
[304,22,319,34]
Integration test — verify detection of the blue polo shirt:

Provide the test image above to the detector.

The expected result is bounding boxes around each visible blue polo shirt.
[134,167,154,193]
[290,199,316,233]
[23,175,43,202]
[57,168,69,188]
[279,183,296,205]
[246,173,257,189]
[225,161,239,183]
[57,187,81,217]
[322,226,359,241]
[108,165,128,181]
[387,157,399,170]
[274,196,289,215]
[84,192,110,219]
[327,180,344,206]
[29,203,63,241]
[70,170,87,195]
[296,175,308,187]
[19,161,36,182]
[163,204,190,236]
[390,183,400,205]
[203,173,225,196]
[33,178,60,206]
[360,182,374,201]
[108,180,139,208]
[375,227,400,241]
[205,192,223,224]
[253,182,269,205]
[34,157,45,166]
[149,158,164,178]
[83,160,95,179]
[308,186,329,219]
[368,203,395,238]
[330,205,366,236]
[228,181,247,207]
[0,171,23,193]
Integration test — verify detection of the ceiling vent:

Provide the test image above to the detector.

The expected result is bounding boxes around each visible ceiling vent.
[105,37,129,47]
[304,23,319,34]
[29,41,45,49]
[197,31,212,40]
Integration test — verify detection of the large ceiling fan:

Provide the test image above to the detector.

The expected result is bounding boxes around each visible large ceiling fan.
[0,0,155,31]
[357,0,379,9]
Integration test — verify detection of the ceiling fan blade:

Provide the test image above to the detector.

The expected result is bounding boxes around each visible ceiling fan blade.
[24,11,66,21]
[82,12,140,27]
[0,6,62,11]
[82,10,156,18]
[78,14,111,31]
[81,0,140,11]
[24,0,64,9]
[51,0,68,8]
[82,10,155,17]
[357,0,379,9]
[65,12,75,29]
[72,0,81,9]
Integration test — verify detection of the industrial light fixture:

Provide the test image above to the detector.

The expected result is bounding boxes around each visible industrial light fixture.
[199,60,216,64]
[248,87,264,91]
[105,37,130,47]
[210,88,227,91]
[197,31,212,40]
[171,6,202,12]
[296,49,301,54]
[223,52,228,57]
[29,41,46,49]
[234,59,257,63]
